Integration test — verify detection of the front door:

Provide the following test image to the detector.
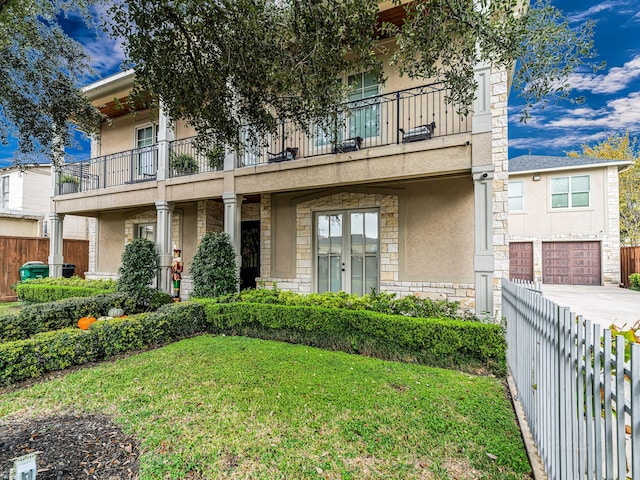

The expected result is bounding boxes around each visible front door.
[316,210,379,295]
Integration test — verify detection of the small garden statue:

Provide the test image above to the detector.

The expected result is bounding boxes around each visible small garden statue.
[171,248,183,300]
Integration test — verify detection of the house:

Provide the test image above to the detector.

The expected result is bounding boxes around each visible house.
[49,6,510,315]
[508,155,632,285]
[0,164,90,240]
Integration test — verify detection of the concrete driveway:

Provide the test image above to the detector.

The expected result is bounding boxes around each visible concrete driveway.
[540,284,640,329]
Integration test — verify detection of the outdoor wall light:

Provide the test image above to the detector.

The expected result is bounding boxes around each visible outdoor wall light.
[532,175,541,181]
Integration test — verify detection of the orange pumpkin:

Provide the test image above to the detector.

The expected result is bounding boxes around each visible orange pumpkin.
[78,316,97,330]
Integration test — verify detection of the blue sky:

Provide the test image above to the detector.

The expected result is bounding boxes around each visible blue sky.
[509,0,640,157]
[0,0,638,168]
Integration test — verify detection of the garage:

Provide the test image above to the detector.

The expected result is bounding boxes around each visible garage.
[542,241,601,285]
[509,242,533,281]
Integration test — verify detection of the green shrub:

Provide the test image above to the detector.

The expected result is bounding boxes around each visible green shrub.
[190,232,238,297]
[117,238,159,306]
[16,284,116,303]
[220,286,471,320]
[0,292,137,343]
[630,273,640,289]
[17,276,117,289]
[197,301,506,375]
[0,302,206,387]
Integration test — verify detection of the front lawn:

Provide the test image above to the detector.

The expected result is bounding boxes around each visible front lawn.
[0,335,530,479]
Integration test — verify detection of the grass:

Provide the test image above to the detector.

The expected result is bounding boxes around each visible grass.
[0,335,530,479]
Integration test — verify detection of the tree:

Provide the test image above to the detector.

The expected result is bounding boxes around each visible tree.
[568,132,640,246]
[191,232,239,297]
[0,0,103,165]
[107,0,600,151]
[117,238,160,305]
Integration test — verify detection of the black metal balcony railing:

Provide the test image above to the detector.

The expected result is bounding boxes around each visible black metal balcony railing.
[57,144,159,195]
[168,137,224,178]
[57,83,470,194]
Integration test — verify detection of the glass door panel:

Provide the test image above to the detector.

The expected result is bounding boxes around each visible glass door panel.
[317,213,343,293]
[136,125,156,177]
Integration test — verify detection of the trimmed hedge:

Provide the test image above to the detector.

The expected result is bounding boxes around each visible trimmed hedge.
[0,293,138,343]
[0,302,206,387]
[198,301,506,376]
[630,273,640,290]
[15,284,116,303]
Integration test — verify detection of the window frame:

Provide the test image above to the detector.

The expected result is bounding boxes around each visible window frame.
[0,175,9,209]
[508,180,524,212]
[550,174,591,209]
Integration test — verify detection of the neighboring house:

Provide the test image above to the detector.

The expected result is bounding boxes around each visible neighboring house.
[0,164,90,240]
[50,5,510,315]
[508,155,632,286]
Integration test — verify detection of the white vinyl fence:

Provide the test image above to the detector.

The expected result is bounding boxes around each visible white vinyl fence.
[503,279,640,480]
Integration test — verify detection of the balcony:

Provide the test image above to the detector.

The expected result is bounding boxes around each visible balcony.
[57,83,470,195]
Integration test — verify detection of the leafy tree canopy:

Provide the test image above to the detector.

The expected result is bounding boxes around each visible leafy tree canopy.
[0,0,103,165]
[568,132,640,246]
[108,0,600,150]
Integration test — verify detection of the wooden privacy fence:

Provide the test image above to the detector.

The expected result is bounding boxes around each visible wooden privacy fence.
[0,235,89,300]
[503,279,640,480]
[621,246,640,287]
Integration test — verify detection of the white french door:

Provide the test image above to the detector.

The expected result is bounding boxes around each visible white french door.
[315,210,379,295]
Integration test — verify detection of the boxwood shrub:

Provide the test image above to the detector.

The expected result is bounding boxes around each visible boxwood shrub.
[198,301,506,376]
[15,284,117,303]
[630,273,640,290]
[0,302,206,387]
[0,293,138,343]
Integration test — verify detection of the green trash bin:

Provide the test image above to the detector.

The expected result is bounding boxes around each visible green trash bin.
[19,261,49,281]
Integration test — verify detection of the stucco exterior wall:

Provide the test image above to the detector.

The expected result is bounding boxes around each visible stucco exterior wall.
[260,182,476,308]
[0,218,39,236]
[99,110,157,156]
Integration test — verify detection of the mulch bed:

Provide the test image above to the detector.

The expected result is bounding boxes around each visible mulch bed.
[0,413,140,479]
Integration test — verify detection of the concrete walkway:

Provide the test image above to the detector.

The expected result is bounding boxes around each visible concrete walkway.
[540,284,640,329]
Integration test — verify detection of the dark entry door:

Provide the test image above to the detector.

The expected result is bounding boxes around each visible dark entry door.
[241,221,260,290]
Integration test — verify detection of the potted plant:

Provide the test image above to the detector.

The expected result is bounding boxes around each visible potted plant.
[59,174,80,194]
[170,152,199,175]
[205,145,224,171]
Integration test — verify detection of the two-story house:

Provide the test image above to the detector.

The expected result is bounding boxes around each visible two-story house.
[508,155,632,285]
[0,164,90,239]
[49,6,510,315]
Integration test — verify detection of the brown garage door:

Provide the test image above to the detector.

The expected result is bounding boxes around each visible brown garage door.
[542,241,601,285]
[509,242,533,281]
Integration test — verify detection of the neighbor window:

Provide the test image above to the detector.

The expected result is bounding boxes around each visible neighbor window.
[551,175,590,208]
[0,175,9,209]
[508,181,524,211]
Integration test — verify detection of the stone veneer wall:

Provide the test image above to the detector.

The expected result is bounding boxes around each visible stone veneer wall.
[196,200,223,241]
[491,67,509,313]
[259,192,476,308]
[604,166,622,284]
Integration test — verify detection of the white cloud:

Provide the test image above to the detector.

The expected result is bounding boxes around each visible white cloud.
[567,1,631,23]
[510,131,611,152]
[566,55,640,94]
[546,91,640,130]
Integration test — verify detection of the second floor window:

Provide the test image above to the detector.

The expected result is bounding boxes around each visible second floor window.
[347,72,380,140]
[0,175,8,209]
[551,175,590,209]
[508,180,524,212]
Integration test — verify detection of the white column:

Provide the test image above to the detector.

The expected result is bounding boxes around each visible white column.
[472,165,495,315]
[156,200,174,294]
[48,213,65,278]
[223,193,242,286]
[157,103,175,181]
[472,62,492,134]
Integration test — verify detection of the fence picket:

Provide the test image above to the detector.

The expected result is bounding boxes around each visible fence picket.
[632,343,640,480]
[502,279,637,480]
[616,336,626,480]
